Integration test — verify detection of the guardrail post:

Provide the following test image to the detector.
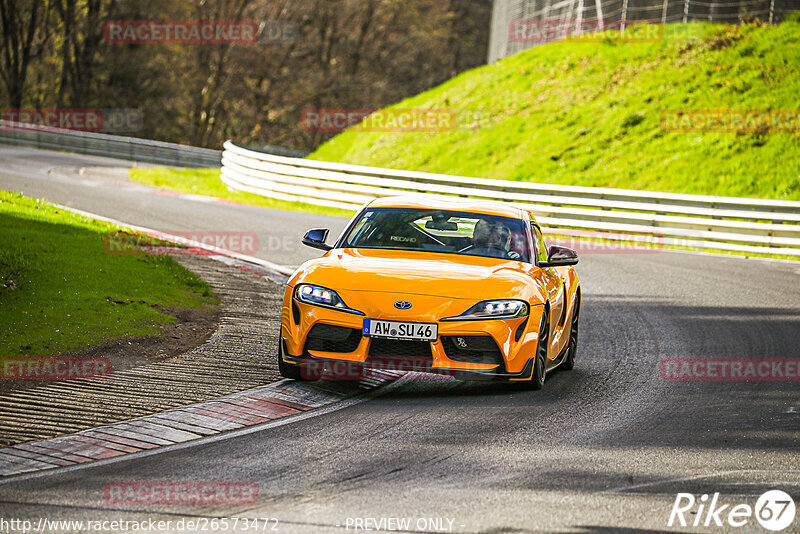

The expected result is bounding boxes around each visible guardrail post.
[621,0,629,30]
[594,0,604,29]
[574,0,584,36]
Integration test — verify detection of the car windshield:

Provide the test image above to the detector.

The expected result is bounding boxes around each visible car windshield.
[341,207,531,262]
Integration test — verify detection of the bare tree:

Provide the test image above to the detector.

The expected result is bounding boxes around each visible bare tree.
[54,0,119,107]
[185,0,257,147]
[0,0,51,109]
[0,0,491,149]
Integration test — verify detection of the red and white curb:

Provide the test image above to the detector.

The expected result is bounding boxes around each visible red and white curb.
[0,371,404,478]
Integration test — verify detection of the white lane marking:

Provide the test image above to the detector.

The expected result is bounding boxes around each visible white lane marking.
[53,203,295,276]
[605,469,800,494]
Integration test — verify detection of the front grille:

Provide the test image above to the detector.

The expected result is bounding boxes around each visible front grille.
[441,335,504,367]
[367,338,433,370]
[304,324,362,353]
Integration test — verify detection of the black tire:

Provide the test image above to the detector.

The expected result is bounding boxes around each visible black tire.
[277,338,316,381]
[278,354,303,380]
[529,309,549,390]
[561,293,580,371]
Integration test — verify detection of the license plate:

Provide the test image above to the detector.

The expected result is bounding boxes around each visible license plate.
[363,319,437,342]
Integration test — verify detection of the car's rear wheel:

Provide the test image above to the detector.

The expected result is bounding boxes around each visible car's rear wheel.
[561,293,580,371]
[529,309,549,390]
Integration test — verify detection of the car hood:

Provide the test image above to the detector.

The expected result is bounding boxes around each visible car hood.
[290,248,541,301]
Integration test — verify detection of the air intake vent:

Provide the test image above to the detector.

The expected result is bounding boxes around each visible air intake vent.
[441,335,504,368]
[304,324,361,353]
[368,339,433,370]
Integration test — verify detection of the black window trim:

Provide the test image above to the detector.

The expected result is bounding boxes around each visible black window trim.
[531,222,549,267]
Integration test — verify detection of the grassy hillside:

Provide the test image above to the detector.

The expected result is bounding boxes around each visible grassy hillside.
[311,19,800,200]
[0,191,215,358]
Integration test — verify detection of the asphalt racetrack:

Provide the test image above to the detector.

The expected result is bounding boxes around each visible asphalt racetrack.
[1,146,799,533]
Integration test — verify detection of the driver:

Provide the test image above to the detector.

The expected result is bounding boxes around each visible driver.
[471,218,512,259]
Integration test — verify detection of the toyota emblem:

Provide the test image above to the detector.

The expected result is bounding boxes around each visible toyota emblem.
[394,300,412,310]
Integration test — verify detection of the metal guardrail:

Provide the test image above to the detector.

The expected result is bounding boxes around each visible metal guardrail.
[239,143,309,159]
[221,140,800,257]
[0,121,221,168]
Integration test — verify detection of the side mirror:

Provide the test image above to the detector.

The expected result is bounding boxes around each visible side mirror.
[540,245,578,267]
[302,228,332,251]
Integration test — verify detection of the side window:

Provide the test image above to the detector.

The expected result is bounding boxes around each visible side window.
[344,211,374,246]
[532,224,549,264]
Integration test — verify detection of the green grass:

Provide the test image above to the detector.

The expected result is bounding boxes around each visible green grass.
[0,191,217,358]
[129,168,353,218]
[310,19,800,201]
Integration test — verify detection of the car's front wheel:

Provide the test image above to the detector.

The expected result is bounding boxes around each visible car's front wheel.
[277,338,318,381]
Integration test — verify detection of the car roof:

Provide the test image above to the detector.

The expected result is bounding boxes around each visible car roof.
[365,196,530,221]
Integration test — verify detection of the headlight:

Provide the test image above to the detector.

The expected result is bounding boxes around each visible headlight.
[294,284,363,315]
[442,299,529,321]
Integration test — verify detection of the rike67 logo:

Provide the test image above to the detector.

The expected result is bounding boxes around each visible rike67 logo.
[669,490,796,531]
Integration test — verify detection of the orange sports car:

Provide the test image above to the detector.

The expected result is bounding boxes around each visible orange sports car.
[278,197,580,389]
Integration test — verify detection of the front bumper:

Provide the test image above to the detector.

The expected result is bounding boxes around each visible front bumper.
[281,289,545,381]
[280,344,537,381]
